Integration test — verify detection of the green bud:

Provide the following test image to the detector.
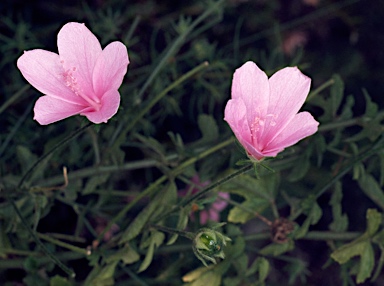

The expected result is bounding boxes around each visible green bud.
[192,227,231,266]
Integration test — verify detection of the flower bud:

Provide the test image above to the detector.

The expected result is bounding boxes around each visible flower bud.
[192,228,231,266]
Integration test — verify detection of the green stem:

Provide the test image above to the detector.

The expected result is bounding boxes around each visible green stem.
[37,233,89,255]
[8,199,75,277]
[110,61,209,149]
[97,138,234,242]
[307,78,335,101]
[18,122,93,189]
[151,225,194,240]
[0,84,30,115]
[243,231,361,242]
[291,135,384,220]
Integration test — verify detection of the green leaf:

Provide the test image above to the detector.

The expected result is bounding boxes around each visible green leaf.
[287,151,311,182]
[138,230,165,273]
[362,88,378,118]
[245,257,269,282]
[50,275,72,286]
[167,207,189,245]
[85,261,118,286]
[259,240,294,256]
[295,199,322,238]
[197,114,219,144]
[358,175,384,211]
[105,244,140,265]
[330,74,344,118]
[357,242,374,283]
[331,209,381,283]
[329,181,348,232]
[225,173,278,224]
[82,174,110,195]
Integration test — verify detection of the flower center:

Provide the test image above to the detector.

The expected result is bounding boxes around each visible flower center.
[61,62,101,111]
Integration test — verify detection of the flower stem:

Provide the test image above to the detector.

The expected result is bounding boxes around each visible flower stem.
[8,198,75,277]
[150,224,194,240]
[37,233,89,255]
[96,138,233,242]
[17,122,93,189]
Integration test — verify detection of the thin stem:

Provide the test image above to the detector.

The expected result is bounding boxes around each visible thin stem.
[8,198,75,277]
[307,78,335,101]
[18,122,93,189]
[154,163,254,223]
[97,138,234,242]
[151,225,194,240]
[110,61,209,149]
[0,84,30,115]
[37,233,89,255]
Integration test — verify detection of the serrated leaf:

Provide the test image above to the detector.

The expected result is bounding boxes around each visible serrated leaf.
[329,181,348,232]
[138,230,165,273]
[224,174,279,224]
[331,209,381,283]
[358,175,384,211]
[245,257,269,281]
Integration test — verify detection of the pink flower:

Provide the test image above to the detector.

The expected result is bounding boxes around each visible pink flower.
[179,175,229,225]
[199,192,229,225]
[224,61,319,161]
[17,22,129,125]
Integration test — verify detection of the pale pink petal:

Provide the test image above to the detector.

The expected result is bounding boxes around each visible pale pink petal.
[93,42,129,96]
[263,112,319,156]
[82,89,120,124]
[224,99,252,145]
[199,210,209,225]
[232,61,270,137]
[57,22,102,96]
[213,192,229,211]
[261,67,311,144]
[17,50,84,105]
[34,96,87,125]
[207,210,220,222]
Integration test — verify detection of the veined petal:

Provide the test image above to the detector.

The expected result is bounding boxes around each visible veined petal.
[17,49,83,105]
[224,99,252,146]
[34,96,88,125]
[82,89,120,124]
[264,111,319,154]
[261,67,311,144]
[57,22,102,96]
[93,41,129,96]
[231,61,270,139]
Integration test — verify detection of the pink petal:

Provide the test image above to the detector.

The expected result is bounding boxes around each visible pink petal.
[93,41,129,96]
[213,192,229,211]
[17,50,84,105]
[263,112,319,156]
[261,67,311,144]
[34,96,87,125]
[199,210,209,225]
[57,22,102,97]
[82,89,120,124]
[232,62,270,138]
[224,99,252,145]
